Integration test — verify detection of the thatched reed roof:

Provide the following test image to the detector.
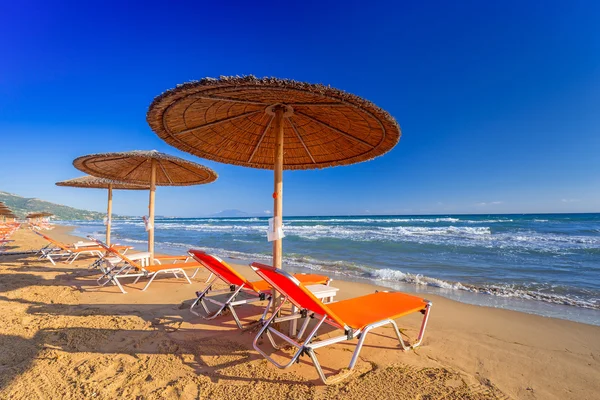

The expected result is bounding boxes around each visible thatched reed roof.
[73,150,218,186]
[146,76,401,171]
[56,175,148,190]
[26,212,53,218]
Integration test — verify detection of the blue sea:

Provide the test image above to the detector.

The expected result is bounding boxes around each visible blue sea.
[67,213,600,326]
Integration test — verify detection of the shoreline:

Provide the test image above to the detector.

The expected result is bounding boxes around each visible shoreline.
[68,222,600,327]
[1,226,599,399]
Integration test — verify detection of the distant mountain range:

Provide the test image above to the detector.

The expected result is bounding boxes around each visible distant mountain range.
[0,191,268,220]
[0,191,107,220]
[210,209,251,218]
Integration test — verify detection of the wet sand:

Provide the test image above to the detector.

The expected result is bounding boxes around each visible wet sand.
[0,226,598,399]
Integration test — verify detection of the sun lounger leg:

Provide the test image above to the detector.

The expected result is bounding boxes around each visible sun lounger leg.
[190,277,217,316]
[296,314,312,339]
[142,273,159,291]
[89,258,102,269]
[114,276,127,294]
[181,269,192,284]
[47,254,57,265]
[411,301,432,348]
[68,252,80,264]
[205,272,214,283]
[253,298,293,361]
[254,301,328,370]
[199,285,245,322]
[98,263,126,286]
[257,295,273,324]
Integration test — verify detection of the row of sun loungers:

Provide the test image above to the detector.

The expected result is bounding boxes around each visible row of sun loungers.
[33,230,132,265]
[92,238,202,293]
[29,230,432,384]
[29,221,54,230]
[0,222,20,251]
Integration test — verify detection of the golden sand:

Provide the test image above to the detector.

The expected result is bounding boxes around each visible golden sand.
[0,227,598,399]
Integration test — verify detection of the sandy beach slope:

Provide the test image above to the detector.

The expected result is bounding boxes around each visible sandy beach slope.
[0,227,598,399]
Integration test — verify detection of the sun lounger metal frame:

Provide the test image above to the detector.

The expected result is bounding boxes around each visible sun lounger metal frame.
[33,230,117,265]
[187,250,331,329]
[90,237,199,293]
[250,262,432,384]
[188,250,274,329]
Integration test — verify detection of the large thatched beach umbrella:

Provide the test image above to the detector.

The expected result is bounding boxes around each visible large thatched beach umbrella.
[146,76,400,276]
[73,150,218,263]
[56,175,148,246]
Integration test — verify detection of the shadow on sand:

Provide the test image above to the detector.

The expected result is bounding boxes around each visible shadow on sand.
[0,254,422,396]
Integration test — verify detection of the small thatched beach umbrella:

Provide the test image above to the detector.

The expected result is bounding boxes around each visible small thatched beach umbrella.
[146,76,400,278]
[73,150,218,263]
[56,175,148,246]
[0,208,16,223]
[27,212,53,222]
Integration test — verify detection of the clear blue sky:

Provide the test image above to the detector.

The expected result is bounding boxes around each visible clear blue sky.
[1,1,599,217]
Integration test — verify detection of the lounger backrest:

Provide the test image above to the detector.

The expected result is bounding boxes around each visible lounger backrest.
[188,249,255,290]
[90,237,142,271]
[34,231,70,252]
[250,262,347,328]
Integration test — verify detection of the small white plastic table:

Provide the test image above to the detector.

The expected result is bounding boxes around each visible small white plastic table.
[289,283,340,336]
[73,241,100,249]
[105,251,151,267]
[305,284,339,303]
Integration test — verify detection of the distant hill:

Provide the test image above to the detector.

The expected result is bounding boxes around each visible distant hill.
[211,209,250,218]
[0,191,106,220]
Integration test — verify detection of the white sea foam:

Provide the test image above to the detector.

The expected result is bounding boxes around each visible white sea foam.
[190,244,600,311]
[74,218,600,254]
[372,269,472,291]
[76,220,600,312]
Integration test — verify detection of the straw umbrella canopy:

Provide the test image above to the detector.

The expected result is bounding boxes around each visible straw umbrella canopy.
[26,212,52,223]
[27,212,52,218]
[73,150,218,262]
[0,212,17,223]
[0,208,16,222]
[146,76,400,277]
[56,175,148,246]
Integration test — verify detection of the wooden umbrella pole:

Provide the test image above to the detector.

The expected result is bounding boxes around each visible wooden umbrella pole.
[148,159,157,265]
[106,183,113,246]
[271,107,284,313]
[273,106,284,270]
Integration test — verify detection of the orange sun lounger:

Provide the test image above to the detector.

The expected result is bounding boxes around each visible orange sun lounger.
[250,262,432,384]
[188,250,331,329]
[90,237,202,293]
[33,230,131,265]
